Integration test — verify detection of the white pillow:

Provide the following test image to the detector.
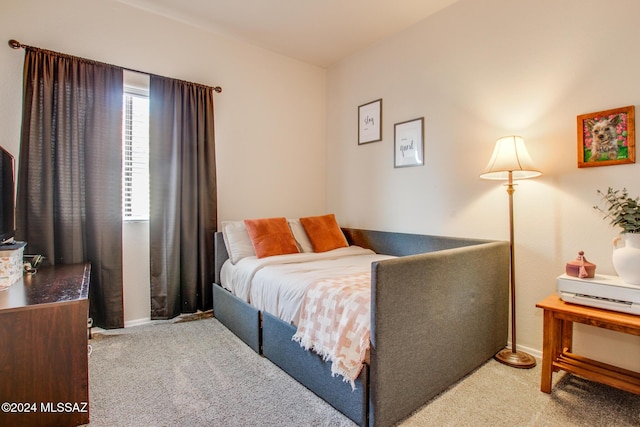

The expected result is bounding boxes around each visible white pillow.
[288,218,314,253]
[221,221,255,264]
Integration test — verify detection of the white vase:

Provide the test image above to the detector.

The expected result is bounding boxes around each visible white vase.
[612,233,640,285]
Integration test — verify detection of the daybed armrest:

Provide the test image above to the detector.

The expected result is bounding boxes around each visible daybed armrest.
[369,241,509,426]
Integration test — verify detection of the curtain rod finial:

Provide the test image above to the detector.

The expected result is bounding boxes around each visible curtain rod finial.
[8,39,22,49]
[214,86,222,93]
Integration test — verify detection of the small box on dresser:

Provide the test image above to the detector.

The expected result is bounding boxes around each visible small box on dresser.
[0,241,26,290]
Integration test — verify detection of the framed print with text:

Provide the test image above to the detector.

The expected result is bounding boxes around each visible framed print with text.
[394,117,424,168]
[358,99,382,144]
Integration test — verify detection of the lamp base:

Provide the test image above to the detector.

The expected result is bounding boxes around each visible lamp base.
[494,348,537,369]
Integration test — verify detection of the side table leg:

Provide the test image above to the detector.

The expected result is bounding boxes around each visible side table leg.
[540,309,558,393]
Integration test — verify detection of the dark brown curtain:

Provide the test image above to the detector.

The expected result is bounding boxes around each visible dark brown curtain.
[149,75,216,319]
[16,47,124,329]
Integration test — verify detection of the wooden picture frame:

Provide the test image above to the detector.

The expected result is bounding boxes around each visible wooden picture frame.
[358,99,382,144]
[577,105,635,168]
[394,117,424,168]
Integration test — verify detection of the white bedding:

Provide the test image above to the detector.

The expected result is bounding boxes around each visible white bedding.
[220,246,394,325]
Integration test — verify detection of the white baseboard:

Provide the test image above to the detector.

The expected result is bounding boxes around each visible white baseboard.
[124,317,152,328]
[506,341,542,360]
[90,317,154,336]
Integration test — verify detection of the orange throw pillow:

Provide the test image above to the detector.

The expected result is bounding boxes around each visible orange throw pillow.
[244,217,300,258]
[299,214,348,252]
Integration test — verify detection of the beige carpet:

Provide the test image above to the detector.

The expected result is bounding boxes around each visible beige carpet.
[402,357,639,426]
[86,317,639,426]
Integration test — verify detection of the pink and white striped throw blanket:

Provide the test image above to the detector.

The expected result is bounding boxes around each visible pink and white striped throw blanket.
[292,272,371,388]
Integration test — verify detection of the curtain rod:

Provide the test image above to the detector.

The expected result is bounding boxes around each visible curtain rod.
[8,39,222,93]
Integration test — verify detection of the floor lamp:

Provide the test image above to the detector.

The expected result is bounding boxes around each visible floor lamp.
[480,136,540,369]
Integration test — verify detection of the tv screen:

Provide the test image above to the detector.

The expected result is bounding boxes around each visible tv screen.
[0,146,16,244]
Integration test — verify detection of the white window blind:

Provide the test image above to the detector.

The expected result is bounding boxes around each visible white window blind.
[122,88,150,221]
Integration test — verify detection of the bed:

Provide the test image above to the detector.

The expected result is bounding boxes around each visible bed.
[212,217,509,426]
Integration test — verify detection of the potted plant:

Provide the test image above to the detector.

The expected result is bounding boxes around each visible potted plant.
[594,187,640,284]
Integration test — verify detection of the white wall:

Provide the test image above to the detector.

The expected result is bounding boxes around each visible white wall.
[327,0,640,370]
[122,221,151,326]
[3,0,639,368]
[1,0,327,325]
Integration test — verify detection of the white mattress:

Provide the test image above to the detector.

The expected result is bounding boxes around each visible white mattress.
[220,246,394,324]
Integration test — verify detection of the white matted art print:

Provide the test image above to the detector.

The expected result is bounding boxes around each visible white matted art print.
[358,99,382,144]
[394,117,424,168]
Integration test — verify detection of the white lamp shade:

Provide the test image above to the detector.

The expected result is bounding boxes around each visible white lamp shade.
[480,135,541,180]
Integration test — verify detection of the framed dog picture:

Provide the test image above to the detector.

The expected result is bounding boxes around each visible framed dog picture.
[358,99,382,145]
[394,117,424,168]
[577,105,635,168]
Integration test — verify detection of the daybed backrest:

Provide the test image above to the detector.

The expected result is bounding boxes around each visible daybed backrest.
[213,228,491,284]
[342,227,490,257]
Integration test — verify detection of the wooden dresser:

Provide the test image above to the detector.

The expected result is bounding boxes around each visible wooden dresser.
[0,263,91,427]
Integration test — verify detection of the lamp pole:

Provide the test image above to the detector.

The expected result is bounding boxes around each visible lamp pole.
[494,170,536,368]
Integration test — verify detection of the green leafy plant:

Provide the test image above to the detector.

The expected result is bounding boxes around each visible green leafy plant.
[594,187,640,233]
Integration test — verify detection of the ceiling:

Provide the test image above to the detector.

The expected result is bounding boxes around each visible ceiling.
[116,0,460,67]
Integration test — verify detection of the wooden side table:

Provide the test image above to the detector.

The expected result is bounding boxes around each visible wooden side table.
[536,293,640,395]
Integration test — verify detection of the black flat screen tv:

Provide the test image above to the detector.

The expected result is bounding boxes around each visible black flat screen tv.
[0,145,16,244]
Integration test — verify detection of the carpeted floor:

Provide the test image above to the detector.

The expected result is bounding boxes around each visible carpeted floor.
[86,317,640,426]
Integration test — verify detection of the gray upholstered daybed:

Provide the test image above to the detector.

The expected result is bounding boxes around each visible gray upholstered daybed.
[212,227,509,427]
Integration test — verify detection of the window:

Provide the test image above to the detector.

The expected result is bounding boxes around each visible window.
[122,87,149,221]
